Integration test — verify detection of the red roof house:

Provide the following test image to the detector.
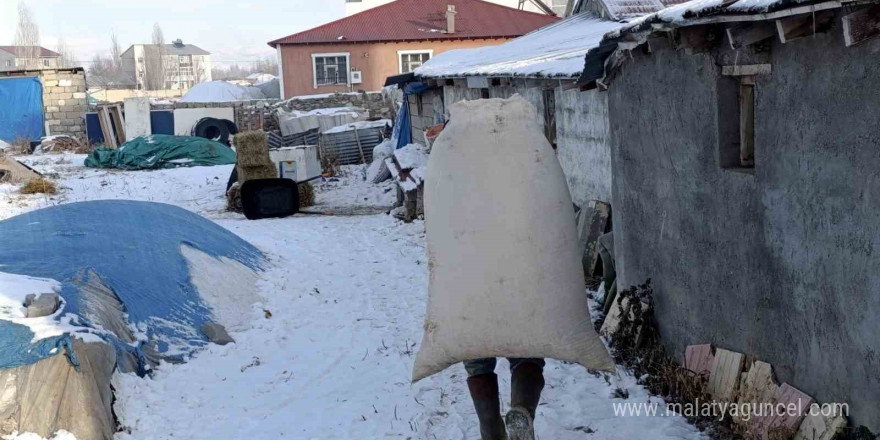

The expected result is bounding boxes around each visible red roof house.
[268,0,558,97]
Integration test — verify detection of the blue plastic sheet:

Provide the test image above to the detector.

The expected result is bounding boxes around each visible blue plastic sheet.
[0,76,44,143]
[393,82,433,150]
[0,201,264,372]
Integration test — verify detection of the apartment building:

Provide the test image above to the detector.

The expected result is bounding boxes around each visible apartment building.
[120,40,212,91]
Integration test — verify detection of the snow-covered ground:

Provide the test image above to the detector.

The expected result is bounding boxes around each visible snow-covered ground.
[0,154,706,440]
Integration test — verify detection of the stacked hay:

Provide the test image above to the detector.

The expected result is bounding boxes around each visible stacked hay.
[228,131,276,212]
[234,131,276,182]
[298,182,315,207]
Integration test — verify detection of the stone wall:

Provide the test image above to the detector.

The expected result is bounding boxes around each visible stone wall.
[277,92,395,120]
[606,12,880,430]
[40,69,88,139]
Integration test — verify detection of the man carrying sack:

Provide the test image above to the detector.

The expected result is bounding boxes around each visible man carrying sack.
[412,96,616,440]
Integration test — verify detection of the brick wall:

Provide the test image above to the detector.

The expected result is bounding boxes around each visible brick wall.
[40,69,88,139]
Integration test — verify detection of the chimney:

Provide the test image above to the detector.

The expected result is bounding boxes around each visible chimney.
[446,5,457,34]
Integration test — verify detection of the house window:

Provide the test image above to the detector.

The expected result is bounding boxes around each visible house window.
[4,60,11,67]
[312,53,349,87]
[717,75,756,170]
[43,59,49,67]
[398,50,432,74]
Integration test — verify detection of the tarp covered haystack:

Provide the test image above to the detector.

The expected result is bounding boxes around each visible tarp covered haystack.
[0,201,264,439]
[412,96,615,382]
[84,135,236,170]
[179,81,266,103]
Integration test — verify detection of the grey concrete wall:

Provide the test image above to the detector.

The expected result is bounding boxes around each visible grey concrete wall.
[442,83,612,207]
[607,14,880,430]
[556,88,611,206]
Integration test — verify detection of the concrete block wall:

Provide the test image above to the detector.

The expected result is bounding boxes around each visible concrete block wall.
[40,70,88,139]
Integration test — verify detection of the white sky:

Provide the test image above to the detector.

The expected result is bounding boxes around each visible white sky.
[0,0,344,68]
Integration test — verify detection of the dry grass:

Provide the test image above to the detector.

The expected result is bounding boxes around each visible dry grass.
[20,178,57,195]
[298,182,315,208]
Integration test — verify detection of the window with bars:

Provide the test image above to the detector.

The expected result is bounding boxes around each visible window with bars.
[399,52,431,74]
[314,55,349,86]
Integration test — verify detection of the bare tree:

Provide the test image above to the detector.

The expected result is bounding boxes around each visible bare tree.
[13,1,41,69]
[55,35,77,68]
[144,23,168,90]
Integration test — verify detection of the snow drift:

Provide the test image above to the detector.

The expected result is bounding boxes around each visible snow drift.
[413,96,615,382]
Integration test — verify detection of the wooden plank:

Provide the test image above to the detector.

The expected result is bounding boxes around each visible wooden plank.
[794,403,847,440]
[352,128,366,164]
[726,22,777,49]
[735,361,777,425]
[756,383,813,436]
[722,64,772,76]
[684,344,715,376]
[708,348,745,402]
[577,200,611,279]
[99,107,117,149]
[842,5,880,47]
[776,10,835,43]
[111,105,126,144]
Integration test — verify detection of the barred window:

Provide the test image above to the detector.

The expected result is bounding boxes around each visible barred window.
[314,55,348,86]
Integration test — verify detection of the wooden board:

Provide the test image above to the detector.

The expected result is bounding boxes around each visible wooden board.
[843,5,880,47]
[708,348,745,402]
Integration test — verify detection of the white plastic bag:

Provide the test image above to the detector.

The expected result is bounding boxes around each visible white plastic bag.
[412,96,615,382]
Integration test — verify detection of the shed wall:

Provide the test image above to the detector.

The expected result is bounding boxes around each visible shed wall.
[607,15,880,430]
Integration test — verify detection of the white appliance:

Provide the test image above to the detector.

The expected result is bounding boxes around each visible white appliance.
[268,145,323,182]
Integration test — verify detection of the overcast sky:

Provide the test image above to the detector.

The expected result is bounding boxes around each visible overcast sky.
[0,0,344,68]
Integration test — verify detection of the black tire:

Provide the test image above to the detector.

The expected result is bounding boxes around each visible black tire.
[192,118,231,145]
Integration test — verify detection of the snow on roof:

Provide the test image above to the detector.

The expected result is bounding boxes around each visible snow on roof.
[415,13,624,79]
[610,0,824,33]
[603,0,666,19]
[323,119,391,134]
[179,81,266,103]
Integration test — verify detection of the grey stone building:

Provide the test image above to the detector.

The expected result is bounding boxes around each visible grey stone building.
[581,0,880,430]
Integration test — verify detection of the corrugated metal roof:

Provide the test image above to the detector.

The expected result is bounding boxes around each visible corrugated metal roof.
[268,0,560,46]
[603,0,666,19]
[415,13,623,78]
[0,46,61,57]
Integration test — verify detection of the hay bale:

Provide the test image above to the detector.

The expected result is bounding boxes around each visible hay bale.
[20,178,57,195]
[234,131,273,168]
[234,131,276,184]
[299,182,315,207]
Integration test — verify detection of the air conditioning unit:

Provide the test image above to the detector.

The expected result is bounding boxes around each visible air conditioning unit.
[350,70,363,84]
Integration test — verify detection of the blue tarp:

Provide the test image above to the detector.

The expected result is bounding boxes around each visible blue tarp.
[0,77,44,143]
[0,201,264,372]
[393,82,433,150]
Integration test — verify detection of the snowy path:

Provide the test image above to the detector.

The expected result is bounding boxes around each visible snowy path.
[0,157,706,440]
[115,215,706,440]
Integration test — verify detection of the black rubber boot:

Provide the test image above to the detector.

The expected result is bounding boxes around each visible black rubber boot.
[506,362,545,440]
[467,373,508,440]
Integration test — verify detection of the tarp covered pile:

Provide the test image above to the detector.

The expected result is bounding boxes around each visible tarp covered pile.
[0,201,264,439]
[84,135,236,170]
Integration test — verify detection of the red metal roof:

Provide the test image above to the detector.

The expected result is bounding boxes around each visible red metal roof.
[268,0,560,47]
[0,46,61,57]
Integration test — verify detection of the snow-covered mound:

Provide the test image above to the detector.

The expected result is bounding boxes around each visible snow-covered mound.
[180,81,266,103]
[0,201,264,373]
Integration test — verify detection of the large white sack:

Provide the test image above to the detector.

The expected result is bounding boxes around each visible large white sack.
[413,96,615,382]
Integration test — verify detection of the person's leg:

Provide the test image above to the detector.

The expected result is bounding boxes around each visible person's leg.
[464,359,507,440]
[505,359,545,440]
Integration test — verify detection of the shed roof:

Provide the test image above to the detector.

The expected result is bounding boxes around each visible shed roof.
[0,46,61,57]
[415,13,623,78]
[268,0,560,47]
